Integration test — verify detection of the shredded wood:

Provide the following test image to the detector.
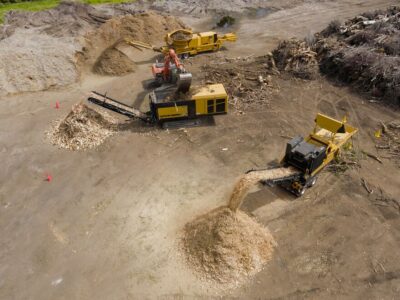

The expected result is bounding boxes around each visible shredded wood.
[229,167,299,212]
[47,103,118,151]
[182,207,276,286]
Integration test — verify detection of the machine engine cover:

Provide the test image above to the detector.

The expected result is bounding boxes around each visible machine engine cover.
[284,137,326,174]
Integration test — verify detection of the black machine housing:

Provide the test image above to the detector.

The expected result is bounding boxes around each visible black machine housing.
[283,136,326,175]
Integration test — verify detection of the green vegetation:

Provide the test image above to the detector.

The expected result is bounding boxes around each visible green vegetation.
[0,0,133,24]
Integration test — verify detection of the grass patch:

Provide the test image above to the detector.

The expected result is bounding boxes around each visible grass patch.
[0,0,134,24]
[0,0,59,23]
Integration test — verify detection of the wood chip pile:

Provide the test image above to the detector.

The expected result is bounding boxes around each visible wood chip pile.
[47,103,118,151]
[182,207,276,286]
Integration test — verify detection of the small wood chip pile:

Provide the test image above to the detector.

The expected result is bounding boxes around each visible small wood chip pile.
[273,39,319,80]
[182,207,276,286]
[47,103,118,151]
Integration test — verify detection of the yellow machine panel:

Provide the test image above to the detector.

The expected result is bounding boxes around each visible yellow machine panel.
[192,84,228,115]
[157,105,188,120]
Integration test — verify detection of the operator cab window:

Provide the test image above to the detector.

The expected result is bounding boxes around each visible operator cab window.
[207,100,214,114]
[216,99,225,113]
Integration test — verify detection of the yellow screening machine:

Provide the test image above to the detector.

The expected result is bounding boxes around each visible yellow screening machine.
[247,113,358,196]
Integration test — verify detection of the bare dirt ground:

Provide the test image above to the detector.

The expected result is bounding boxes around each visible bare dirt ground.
[1,0,400,299]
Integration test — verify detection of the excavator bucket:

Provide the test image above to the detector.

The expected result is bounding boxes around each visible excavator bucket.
[177,73,192,93]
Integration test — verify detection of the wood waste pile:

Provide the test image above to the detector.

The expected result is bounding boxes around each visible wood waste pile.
[272,39,319,80]
[202,56,278,112]
[47,103,118,151]
[315,6,400,105]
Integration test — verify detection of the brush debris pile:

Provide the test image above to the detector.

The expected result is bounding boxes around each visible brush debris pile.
[48,103,117,151]
[273,39,318,80]
[376,121,400,164]
[315,6,400,104]
[182,207,276,286]
[202,56,277,112]
[93,47,136,76]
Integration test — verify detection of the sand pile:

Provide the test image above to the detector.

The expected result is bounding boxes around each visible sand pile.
[0,30,81,96]
[182,207,276,285]
[0,1,111,95]
[47,103,117,151]
[229,167,299,211]
[93,47,136,76]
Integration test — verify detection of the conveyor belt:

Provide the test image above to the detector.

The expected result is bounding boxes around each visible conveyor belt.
[88,91,151,123]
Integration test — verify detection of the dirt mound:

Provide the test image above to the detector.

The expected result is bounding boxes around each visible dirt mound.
[47,103,117,151]
[228,167,299,211]
[273,39,318,79]
[182,207,276,285]
[2,1,110,39]
[315,6,400,105]
[0,30,80,95]
[93,47,136,76]
[83,11,186,69]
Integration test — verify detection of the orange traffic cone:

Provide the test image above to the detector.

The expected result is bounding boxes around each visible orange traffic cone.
[45,174,52,182]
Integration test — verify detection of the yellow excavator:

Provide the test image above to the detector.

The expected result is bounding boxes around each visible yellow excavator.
[247,114,358,196]
[125,29,237,58]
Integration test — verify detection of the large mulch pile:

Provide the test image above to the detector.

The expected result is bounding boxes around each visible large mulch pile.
[182,207,276,286]
[47,103,117,151]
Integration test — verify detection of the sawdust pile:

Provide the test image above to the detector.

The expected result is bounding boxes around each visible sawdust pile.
[93,47,136,76]
[48,103,117,151]
[182,207,276,285]
[229,167,299,211]
[273,39,319,80]
[202,56,278,112]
